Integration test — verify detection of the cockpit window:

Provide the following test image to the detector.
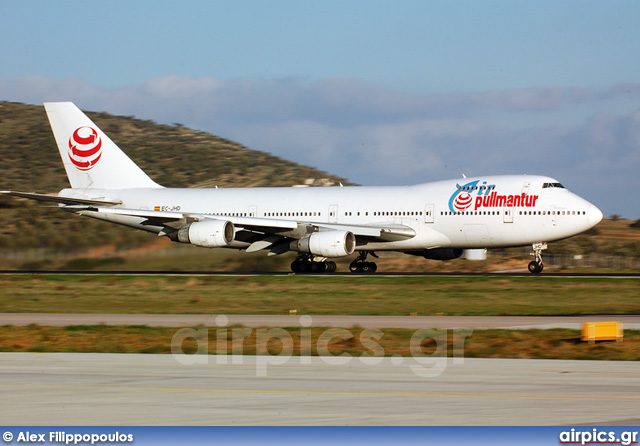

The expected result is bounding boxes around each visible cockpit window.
[543,182,565,189]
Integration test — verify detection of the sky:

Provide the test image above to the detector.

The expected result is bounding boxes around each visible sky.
[1,0,639,218]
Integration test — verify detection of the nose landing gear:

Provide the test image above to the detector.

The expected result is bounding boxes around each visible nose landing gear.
[528,242,547,274]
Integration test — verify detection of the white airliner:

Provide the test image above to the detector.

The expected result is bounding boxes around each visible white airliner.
[2,102,603,274]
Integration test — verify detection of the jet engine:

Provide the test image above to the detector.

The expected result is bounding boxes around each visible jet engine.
[176,220,235,248]
[405,248,464,261]
[290,230,356,258]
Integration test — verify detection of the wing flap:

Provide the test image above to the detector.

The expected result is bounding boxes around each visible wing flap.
[315,223,416,240]
[246,235,284,253]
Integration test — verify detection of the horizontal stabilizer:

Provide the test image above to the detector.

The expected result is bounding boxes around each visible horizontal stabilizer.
[0,191,122,206]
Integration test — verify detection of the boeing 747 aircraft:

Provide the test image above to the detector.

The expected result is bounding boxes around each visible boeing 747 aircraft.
[2,102,603,274]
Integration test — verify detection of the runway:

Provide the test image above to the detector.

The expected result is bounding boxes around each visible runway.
[0,270,638,278]
[2,313,640,329]
[1,353,638,425]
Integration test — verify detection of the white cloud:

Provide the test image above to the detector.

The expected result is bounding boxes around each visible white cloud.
[143,75,222,98]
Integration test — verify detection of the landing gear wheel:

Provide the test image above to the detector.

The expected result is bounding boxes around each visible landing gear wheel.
[291,256,334,274]
[528,242,548,275]
[349,251,378,274]
[310,262,327,273]
[528,261,543,274]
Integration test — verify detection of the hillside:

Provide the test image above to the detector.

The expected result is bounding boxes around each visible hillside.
[0,101,350,191]
[0,101,350,249]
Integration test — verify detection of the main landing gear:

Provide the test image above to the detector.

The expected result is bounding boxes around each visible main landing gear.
[291,255,337,274]
[349,251,378,274]
[528,242,547,274]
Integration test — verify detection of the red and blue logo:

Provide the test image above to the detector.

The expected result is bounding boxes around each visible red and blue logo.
[448,180,539,212]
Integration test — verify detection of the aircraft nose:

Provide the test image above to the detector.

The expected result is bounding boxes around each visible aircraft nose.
[587,205,603,227]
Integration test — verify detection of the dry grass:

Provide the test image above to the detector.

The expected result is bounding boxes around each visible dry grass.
[1,325,638,361]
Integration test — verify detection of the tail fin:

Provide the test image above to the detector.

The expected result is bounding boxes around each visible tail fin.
[44,102,161,189]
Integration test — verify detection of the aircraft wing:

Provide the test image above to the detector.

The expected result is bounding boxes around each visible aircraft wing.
[70,206,299,231]
[3,192,416,242]
[64,205,415,244]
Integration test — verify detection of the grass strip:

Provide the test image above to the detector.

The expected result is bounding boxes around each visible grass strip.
[0,275,639,316]
[1,325,639,361]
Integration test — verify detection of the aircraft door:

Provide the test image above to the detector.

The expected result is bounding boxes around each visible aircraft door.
[503,208,514,223]
[424,204,434,223]
[329,204,338,223]
[249,205,257,218]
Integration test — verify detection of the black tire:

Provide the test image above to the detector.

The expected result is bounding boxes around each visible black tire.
[528,261,543,274]
[326,261,337,273]
[362,262,377,274]
[349,262,360,273]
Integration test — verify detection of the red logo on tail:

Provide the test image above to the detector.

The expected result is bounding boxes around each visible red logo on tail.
[68,127,102,171]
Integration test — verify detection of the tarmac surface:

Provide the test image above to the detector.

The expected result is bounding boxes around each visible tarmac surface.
[2,313,640,329]
[1,270,638,278]
[1,353,639,425]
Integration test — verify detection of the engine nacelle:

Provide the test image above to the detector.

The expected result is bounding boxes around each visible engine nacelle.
[177,220,235,248]
[405,248,464,261]
[290,230,356,258]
